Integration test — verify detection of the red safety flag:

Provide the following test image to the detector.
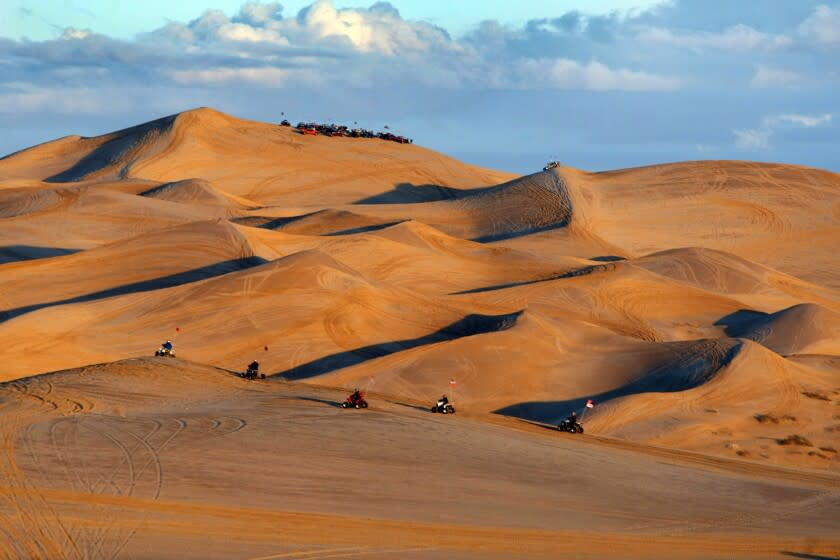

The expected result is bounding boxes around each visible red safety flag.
[586,399,594,408]
[264,346,269,351]
[449,379,457,387]
[175,327,180,332]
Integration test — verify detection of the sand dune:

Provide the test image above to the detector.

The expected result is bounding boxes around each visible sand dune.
[1,108,839,557]
[0,185,82,218]
[2,359,838,559]
[633,246,840,310]
[139,178,257,209]
[0,220,261,318]
[564,161,840,288]
[234,208,403,236]
[0,135,94,181]
[45,113,181,183]
[717,303,840,355]
[346,168,582,243]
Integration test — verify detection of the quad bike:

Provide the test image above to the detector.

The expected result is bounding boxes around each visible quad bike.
[430,401,455,414]
[543,161,560,171]
[155,347,176,358]
[280,119,291,126]
[557,419,584,434]
[340,393,368,409]
[240,367,265,380]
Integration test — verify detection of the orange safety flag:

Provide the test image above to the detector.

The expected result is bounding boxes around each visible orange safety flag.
[586,399,594,408]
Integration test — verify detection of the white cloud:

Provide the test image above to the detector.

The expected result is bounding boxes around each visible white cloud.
[235,2,284,26]
[518,58,680,91]
[61,27,92,40]
[733,112,832,150]
[799,5,840,46]
[638,24,792,51]
[151,0,455,56]
[750,65,800,88]
[169,67,292,84]
[131,1,677,92]
[215,23,289,45]
[733,128,772,150]
[767,113,832,127]
[281,0,456,55]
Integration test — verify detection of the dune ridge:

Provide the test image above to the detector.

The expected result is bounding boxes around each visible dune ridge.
[1,107,839,558]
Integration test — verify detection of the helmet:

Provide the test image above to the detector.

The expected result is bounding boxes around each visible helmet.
[571,411,577,417]
[354,387,359,392]
[166,340,171,343]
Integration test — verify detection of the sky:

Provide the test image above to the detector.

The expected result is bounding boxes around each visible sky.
[1,0,838,174]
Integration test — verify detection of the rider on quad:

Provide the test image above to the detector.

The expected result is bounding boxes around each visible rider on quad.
[431,394,455,413]
[246,360,260,379]
[156,340,175,357]
[567,411,577,424]
[350,388,363,405]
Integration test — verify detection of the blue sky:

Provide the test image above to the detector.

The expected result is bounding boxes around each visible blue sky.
[1,1,838,174]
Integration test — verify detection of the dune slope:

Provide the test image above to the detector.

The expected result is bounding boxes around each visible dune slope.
[1,108,839,558]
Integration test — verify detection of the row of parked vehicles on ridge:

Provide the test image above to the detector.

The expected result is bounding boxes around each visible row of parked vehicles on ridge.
[279,119,413,144]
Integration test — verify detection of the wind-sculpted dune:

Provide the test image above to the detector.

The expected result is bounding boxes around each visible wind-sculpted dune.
[717,303,840,355]
[1,108,839,558]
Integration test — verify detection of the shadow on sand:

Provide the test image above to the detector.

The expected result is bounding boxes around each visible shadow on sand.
[714,309,769,337]
[46,114,178,183]
[0,245,81,265]
[452,264,615,295]
[0,257,267,323]
[230,212,321,230]
[495,339,744,424]
[277,311,523,381]
[354,183,491,204]
[292,395,346,408]
[385,399,433,413]
[324,221,406,236]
